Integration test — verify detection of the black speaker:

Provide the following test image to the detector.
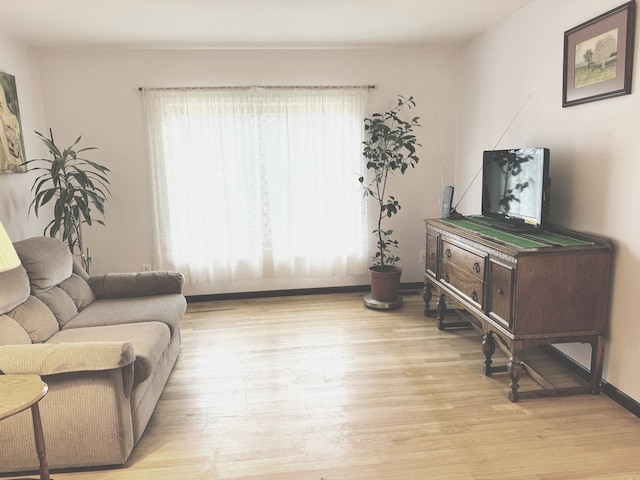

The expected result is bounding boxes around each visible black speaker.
[441,186,454,218]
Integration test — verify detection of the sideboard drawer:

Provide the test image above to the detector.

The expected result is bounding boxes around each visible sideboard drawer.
[441,241,485,279]
[440,262,484,308]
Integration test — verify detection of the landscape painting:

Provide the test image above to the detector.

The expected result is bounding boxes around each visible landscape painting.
[563,1,635,107]
[0,71,27,174]
[574,27,619,89]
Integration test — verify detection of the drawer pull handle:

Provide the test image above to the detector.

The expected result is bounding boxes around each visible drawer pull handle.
[445,249,452,258]
[497,288,504,296]
[471,290,478,301]
[473,262,481,273]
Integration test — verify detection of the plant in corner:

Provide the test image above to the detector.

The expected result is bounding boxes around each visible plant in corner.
[23,129,111,273]
[359,95,421,305]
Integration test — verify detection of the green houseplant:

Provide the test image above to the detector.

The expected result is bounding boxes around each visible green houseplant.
[359,95,421,305]
[24,130,111,272]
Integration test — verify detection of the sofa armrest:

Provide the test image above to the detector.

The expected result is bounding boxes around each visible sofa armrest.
[87,271,184,299]
[0,342,135,376]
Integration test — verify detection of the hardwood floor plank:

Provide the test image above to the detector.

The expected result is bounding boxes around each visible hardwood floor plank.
[6,292,640,479]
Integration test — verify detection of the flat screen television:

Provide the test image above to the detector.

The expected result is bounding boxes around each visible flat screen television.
[481,147,550,231]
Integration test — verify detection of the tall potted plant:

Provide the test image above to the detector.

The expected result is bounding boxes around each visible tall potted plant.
[24,130,111,272]
[359,95,421,307]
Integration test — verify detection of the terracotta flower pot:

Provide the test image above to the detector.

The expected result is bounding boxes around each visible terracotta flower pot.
[368,265,402,302]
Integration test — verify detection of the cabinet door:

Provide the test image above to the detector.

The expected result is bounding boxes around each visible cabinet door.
[488,260,514,330]
[426,231,438,277]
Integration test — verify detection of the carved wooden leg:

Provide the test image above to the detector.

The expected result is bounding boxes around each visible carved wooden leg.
[436,294,446,330]
[422,283,432,317]
[507,357,523,402]
[482,332,496,376]
[590,335,606,395]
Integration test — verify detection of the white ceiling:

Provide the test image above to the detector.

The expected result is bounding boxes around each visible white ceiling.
[0,0,534,49]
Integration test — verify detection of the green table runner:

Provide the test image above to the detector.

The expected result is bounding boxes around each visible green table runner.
[440,216,593,249]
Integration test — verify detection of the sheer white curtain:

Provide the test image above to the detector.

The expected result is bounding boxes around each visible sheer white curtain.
[142,86,369,284]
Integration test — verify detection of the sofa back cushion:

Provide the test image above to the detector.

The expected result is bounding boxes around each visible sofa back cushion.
[7,295,59,343]
[0,265,30,315]
[0,314,31,345]
[36,288,78,327]
[12,237,96,327]
[14,237,73,295]
[59,274,95,310]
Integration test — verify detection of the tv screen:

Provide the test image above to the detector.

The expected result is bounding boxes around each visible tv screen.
[482,148,550,230]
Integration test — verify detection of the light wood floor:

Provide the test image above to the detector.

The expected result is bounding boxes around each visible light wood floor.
[19,293,640,479]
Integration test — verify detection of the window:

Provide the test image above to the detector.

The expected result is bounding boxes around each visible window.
[142,86,369,284]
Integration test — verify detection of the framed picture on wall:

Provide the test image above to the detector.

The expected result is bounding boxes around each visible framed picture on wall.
[0,71,27,173]
[563,1,636,107]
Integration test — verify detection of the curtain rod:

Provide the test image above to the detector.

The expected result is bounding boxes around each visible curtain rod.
[138,84,376,92]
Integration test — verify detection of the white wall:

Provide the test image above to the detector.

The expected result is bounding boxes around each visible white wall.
[0,33,48,240]
[34,48,459,295]
[456,0,640,400]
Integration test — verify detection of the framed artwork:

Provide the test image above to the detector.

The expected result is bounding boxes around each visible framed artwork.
[0,71,27,174]
[563,1,636,107]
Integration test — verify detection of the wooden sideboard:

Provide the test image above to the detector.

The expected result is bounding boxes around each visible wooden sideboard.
[423,217,613,401]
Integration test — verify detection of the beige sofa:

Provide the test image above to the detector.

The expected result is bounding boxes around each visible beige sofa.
[0,236,186,473]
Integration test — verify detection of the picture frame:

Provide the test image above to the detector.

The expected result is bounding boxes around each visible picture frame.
[563,1,636,107]
[0,71,27,174]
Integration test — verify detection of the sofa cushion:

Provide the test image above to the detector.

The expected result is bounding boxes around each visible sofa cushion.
[59,274,95,310]
[0,265,30,315]
[0,315,31,345]
[37,287,78,327]
[63,294,186,335]
[14,237,73,295]
[47,321,171,385]
[8,295,59,343]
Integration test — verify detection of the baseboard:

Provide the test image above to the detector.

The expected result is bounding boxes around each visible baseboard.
[186,281,425,303]
[541,345,640,419]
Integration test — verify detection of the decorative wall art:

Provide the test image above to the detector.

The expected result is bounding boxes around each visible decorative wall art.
[563,1,636,107]
[0,71,27,173]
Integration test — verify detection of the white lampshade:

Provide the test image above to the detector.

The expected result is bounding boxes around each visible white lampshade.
[0,221,20,273]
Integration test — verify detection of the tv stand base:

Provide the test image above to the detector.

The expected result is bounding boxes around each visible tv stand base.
[423,218,612,402]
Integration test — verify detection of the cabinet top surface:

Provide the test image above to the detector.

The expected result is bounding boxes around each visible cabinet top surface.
[425,217,612,253]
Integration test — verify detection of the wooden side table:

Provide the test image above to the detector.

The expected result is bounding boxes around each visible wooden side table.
[0,374,51,480]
